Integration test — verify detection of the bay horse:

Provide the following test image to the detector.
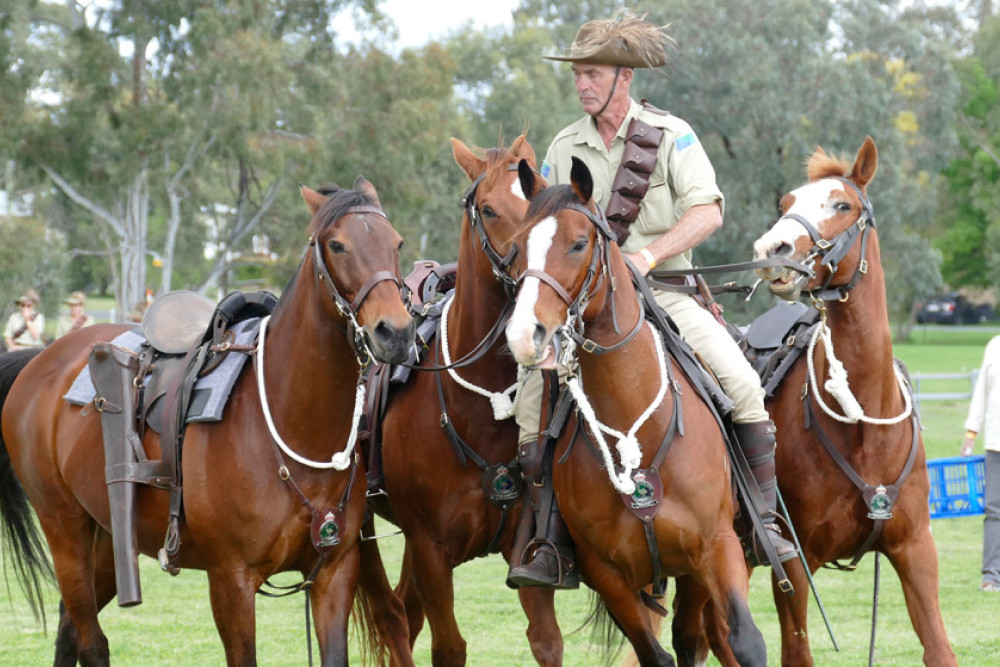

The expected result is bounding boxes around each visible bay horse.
[366,135,565,665]
[0,177,416,666]
[751,136,956,665]
[505,157,766,667]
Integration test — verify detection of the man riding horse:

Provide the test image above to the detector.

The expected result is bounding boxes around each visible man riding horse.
[508,10,796,588]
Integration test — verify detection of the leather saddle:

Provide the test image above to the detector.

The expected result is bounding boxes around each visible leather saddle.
[87,290,277,605]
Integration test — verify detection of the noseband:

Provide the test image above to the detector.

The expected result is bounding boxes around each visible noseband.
[311,205,406,366]
[778,176,875,302]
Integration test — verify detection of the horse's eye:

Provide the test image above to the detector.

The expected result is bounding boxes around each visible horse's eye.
[569,237,588,254]
[835,202,852,213]
[328,240,345,254]
[481,205,497,219]
[397,240,404,252]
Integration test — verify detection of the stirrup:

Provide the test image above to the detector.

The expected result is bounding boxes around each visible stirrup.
[506,539,579,590]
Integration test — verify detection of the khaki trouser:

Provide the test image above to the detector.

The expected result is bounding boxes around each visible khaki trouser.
[515,291,769,445]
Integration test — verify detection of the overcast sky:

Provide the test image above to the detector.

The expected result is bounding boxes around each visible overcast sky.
[332,0,521,49]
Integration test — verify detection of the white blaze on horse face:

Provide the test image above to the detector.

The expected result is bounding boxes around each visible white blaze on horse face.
[507,215,557,362]
[753,178,844,260]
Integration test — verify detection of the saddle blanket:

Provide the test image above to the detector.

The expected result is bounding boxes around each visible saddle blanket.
[63,317,261,423]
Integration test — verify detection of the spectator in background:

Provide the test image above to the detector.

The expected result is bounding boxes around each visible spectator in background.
[3,289,46,350]
[55,291,95,338]
[961,334,1000,592]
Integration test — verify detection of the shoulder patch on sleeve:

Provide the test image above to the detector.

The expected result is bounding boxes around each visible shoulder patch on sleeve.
[675,133,698,151]
[541,161,551,178]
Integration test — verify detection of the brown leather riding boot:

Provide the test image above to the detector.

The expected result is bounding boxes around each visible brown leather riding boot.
[505,437,579,589]
[506,501,579,589]
[734,420,798,565]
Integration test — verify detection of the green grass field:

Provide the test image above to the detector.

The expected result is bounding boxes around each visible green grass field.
[1,326,998,665]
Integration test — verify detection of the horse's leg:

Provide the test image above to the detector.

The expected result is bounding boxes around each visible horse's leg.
[621,601,666,667]
[580,557,675,667]
[517,586,563,666]
[403,536,467,667]
[356,530,415,666]
[770,555,812,666]
[54,531,118,667]
[885,529,958,667]
[393,542,426,647]
[310,546,360,667]
[43,518,110,667]
[205,564,259,666]
[671,577,720,667]
[701,536,766,667]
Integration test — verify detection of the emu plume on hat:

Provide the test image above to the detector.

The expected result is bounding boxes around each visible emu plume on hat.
[543,11,673,69]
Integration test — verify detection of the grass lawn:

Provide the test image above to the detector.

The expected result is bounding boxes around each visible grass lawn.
[1,326,998,664]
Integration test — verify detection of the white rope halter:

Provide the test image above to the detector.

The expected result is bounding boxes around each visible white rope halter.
[806,318,912,425]
[564,321,670,495]
[255,315,361,470]
[440,294,524,420]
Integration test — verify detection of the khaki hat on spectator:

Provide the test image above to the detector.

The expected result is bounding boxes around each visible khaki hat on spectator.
[65,291,87,306]
[15,289,40,306]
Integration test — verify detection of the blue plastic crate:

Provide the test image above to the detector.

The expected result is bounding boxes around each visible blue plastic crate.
[927,455,985,519]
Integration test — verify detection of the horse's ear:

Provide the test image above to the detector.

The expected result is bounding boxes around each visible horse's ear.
[510,135,536,164]
[451,137,486,182]
[354,174,382,208]
[569,156,593,203]
[848,136,878,189]
[517,159,540,201]
[300,184,328,216]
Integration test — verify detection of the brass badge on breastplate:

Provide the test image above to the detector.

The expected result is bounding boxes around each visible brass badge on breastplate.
[867,485,893,520]
[629,472,657,509]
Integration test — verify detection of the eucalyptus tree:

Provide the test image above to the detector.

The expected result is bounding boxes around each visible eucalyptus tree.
[630,0,962,330]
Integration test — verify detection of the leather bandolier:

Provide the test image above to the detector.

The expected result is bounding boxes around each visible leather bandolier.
[604,100,667,244]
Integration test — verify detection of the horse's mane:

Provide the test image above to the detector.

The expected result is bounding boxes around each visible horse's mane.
[525,184,583,221]
[310,185,373,235]
[806,149,851,181]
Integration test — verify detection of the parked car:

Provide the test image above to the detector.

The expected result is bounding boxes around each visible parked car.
[916,293,998,324]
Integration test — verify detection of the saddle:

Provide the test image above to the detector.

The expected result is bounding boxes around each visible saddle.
[738,301,820,398]
[87,290,276,606]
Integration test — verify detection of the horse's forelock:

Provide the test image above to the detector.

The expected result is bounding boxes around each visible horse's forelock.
[525,184,578,222]
[310,186,371,235]
[806,150,851,182]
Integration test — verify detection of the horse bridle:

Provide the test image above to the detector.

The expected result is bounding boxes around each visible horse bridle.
[778,176,876,303]
[462,166,522,299]
[517,200,645,359]
[310,205,408,367]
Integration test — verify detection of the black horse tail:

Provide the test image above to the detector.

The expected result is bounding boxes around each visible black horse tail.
[0,349,54,626]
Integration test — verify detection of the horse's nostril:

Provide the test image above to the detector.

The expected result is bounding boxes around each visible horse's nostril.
[769,242,793,258]
[532,324,546,350]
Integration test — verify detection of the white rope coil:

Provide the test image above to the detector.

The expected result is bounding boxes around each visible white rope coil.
[255,315,360,470]
[567,322,669,494]
[440,295,522,420]
[806,320,912,426]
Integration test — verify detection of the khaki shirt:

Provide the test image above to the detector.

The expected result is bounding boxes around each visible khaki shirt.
[542,99,724,270]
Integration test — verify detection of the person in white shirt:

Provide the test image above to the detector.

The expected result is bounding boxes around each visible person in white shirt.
[960,334,1000,592]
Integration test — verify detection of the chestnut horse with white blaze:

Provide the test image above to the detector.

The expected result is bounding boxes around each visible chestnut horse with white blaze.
[506,157,766,667]
[751,136,956,666]
[0,178,415,666]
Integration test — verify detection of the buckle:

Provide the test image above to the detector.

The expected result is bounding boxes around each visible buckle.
[581,339,598,353]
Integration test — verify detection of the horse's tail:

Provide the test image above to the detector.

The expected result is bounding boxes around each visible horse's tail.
[583,589,629,666]
[0,349,54,625]
[352,582,391,667]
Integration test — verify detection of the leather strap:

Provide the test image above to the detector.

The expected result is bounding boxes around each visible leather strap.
[606,102,666,244]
